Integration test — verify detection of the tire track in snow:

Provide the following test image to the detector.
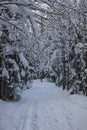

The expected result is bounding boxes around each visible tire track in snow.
[20,99,33,130]
[19,98,39,130]
[8,98,33,130]
[6,101,30,130]
[31,99,39,130]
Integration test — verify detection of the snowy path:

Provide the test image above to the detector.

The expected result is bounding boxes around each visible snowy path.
[0,80,87,130]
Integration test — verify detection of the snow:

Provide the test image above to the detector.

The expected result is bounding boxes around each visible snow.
[0,80,87,130]
[85,69,87,73]
[19,52,29,69]
[2,67,9,79]
[75,42,83,54]
[4,44,12,54]
[8,59,19,71]
[21,69,26,77]
[7,4,20,14]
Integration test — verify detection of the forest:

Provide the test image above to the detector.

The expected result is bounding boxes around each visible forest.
[0,0,87,100]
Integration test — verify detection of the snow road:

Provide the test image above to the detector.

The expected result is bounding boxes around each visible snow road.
[0,80,87,130]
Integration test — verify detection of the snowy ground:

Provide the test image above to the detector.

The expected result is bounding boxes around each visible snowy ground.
[0,80,87,130]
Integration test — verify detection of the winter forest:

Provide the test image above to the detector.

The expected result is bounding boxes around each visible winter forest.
[0,0,87,130]
[1,0,87,100]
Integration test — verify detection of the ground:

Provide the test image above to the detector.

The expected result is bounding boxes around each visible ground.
[0,79,87,130]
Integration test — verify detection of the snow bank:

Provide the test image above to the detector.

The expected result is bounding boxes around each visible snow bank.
[63,94,87,130]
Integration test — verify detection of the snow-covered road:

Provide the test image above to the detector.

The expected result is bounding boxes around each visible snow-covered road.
[0,80,87,130]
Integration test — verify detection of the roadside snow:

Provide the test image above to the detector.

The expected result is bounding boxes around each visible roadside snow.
[0,80,87,130]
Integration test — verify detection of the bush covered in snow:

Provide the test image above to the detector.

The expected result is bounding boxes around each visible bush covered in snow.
[0,25,32,101]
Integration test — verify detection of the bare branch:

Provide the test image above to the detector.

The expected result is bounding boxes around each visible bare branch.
[0,16,22,31]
